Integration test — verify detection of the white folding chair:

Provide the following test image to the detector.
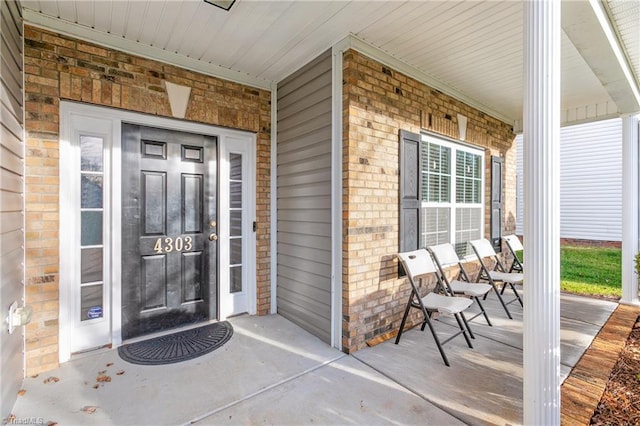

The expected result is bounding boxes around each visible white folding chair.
[469,238,523,320]
[395,249,474,366]
[428,243,493,331]
[502,234,524,273]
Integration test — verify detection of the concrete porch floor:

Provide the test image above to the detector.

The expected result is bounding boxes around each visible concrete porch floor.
[10,291,617,425]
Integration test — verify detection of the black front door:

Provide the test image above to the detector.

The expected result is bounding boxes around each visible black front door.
[121,124,218,340]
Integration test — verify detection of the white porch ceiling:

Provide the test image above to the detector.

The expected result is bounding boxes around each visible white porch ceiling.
[20,0,640,127]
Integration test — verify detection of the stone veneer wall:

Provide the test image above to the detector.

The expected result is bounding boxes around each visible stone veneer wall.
[341,50,517,352]
[23,25,272,374]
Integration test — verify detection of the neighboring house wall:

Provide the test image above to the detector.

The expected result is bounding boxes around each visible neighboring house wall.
[1,0,25,418]
[276,51,332,343]
[341,50,516,352]
[515,118,622,243]
[22,25,272,375]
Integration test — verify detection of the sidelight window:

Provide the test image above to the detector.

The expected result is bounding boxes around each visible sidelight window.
[79,135,105,321]
[229,153,243,294]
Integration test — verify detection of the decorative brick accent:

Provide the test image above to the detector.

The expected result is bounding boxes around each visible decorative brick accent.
[341,50,516,353]
[23,25,272,374]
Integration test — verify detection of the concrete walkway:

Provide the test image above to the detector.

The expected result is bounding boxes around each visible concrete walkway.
[10,291,617,426]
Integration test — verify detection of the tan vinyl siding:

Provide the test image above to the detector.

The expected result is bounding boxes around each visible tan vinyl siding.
[0,0,24,418]
[276,50,332,343]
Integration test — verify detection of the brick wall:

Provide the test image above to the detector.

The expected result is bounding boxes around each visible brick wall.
[23,25,272,374]
[560,238,622,249]
[341,50,516,353]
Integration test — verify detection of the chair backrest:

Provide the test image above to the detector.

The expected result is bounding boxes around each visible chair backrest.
[397,249,438,280]
[469,238,509,273]
[503,235,523,252]
[468,238,497,258]
[428,243,460,268]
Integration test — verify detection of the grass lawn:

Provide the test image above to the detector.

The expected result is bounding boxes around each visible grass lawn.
[560,245,622,299]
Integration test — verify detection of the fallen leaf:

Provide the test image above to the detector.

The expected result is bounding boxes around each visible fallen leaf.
[81,406,98,414]
[7,414,16,423]
[47,422,58,426]
[17,389,26,396]
[93,384,100,389]
[116,370,125,376]
[31,374,39,378]
[106,363,114,367]
[96,373,111,383]
[43,377,60,384]
[98,370,106,375]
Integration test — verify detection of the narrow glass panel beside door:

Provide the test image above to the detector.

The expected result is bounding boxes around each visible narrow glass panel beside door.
[229,154,243,294]
[79,135,105,322]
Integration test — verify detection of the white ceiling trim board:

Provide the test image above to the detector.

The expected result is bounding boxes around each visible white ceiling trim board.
[22,8,273,91]
[336,34,515,127]
[513,101,619,133]
[590,0,640,111]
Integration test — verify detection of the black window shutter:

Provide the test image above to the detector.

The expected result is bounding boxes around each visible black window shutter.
[490,155,503,252]
[399,130,421,253]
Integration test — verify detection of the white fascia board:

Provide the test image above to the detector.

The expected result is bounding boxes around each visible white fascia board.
[562,0,640,114]
[335,34,516,127]
[592,0,640,111]
[22,9,272,91]
[514,103,620,133]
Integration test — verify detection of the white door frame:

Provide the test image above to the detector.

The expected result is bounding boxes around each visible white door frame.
[59,101,256,362]
[219,136,256,318]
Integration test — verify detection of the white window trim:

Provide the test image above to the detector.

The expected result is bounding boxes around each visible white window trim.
[419,133,485,252]
[219,135,257,319]
[60,114,114,360]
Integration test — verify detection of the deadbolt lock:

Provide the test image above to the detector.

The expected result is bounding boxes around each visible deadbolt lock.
[209,233,218,241]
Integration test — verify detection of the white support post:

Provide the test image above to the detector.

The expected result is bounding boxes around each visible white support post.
[621,113,640,306]
[523,1,561,424]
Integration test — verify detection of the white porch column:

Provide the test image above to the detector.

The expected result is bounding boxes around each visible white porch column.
[523,0,561,424]
[621,113,640,306]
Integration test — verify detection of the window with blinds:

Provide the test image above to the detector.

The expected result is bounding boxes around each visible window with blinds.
[419,134,484,256]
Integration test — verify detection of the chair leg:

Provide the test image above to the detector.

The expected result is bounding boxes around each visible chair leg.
[422,315,451,367]
[453,313,474,349]
[489,280,514,320]
[510,283,524,307]
[395,294,413,344]
[474,296,493,326]
[459,312,475,339]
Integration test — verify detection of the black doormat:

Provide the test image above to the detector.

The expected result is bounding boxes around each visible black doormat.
[118,321,233,365]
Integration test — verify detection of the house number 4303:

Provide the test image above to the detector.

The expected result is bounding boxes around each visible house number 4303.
[153,236,193,254]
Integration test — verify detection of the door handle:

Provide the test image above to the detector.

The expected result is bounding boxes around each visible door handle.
[209,233,218,241]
